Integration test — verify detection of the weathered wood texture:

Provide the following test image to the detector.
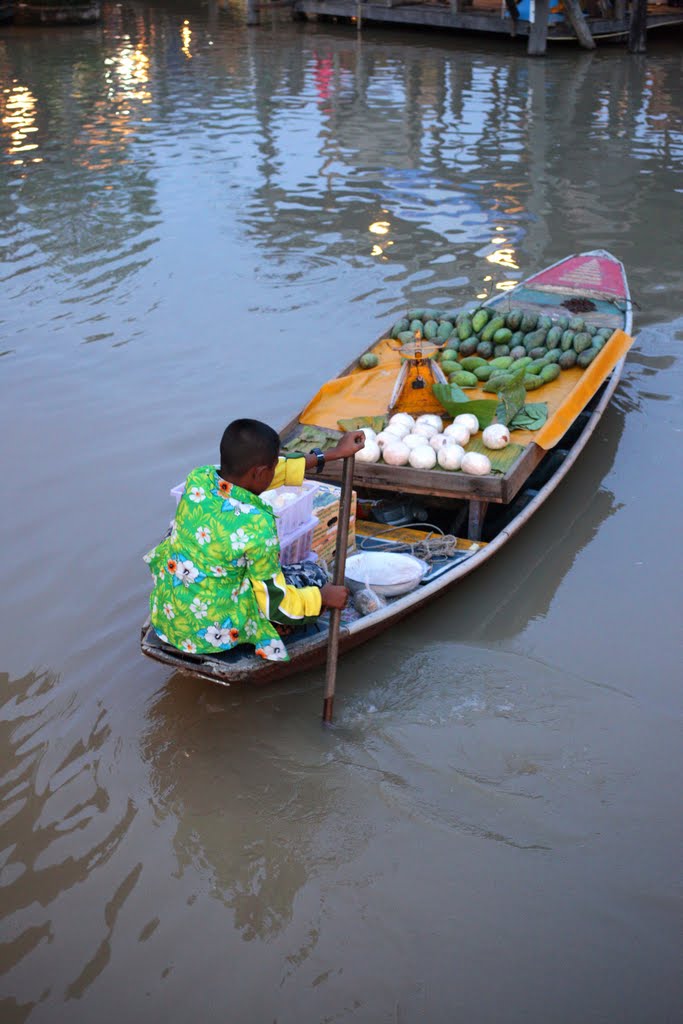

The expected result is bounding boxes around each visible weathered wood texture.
[629,0,648,50]
[527,0,549,54]
[563,0,597,47]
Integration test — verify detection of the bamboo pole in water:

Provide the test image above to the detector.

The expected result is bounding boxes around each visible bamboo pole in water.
[322,455,355,725]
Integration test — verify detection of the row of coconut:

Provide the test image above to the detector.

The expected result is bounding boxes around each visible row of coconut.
[355,413,511,475]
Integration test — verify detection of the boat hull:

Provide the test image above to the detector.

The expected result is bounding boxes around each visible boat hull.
[141,251,633,686]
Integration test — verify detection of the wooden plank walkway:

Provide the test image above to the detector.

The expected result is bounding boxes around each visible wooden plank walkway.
[291,0,683,44]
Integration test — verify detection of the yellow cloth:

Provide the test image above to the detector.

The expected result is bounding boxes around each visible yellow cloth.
[271,454,305,488]
[300,338,402,430]
[298,331,634,451]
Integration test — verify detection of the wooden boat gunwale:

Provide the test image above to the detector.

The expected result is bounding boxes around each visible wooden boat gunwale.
[140,250,632,686]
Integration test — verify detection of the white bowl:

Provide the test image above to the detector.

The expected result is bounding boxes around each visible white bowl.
[344,551,428,597]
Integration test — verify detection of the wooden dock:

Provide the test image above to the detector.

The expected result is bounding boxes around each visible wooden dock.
[265,0,683,54]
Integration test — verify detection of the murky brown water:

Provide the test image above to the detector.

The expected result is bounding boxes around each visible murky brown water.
[1,5,682,1021]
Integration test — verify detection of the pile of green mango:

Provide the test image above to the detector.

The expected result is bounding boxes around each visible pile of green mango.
[389,306,614,393]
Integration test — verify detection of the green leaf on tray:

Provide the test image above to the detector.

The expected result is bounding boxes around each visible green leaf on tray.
[337,415,387,433]
[494,368,527,427]
[432,383,499,429]
[508,402,548,431]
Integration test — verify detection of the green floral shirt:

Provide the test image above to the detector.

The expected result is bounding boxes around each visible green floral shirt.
[144,463,322,662]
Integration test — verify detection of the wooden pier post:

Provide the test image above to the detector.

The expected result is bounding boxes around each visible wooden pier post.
[246,0,260,25]
[564,0,597,48]
[628,0,648,51]
[527,0,549,55]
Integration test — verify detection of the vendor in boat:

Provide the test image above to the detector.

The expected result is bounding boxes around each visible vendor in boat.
[144,419,364,663]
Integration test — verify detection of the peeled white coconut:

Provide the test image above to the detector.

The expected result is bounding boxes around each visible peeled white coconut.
[384,421,411,440]
[482,423,510,450]
[355,439,381,463]
[359,426,377,442]
[453,413,480,435]
[381,440,410,467]
[389,412,415,431]
[404,432,431,451]
[375,430,395,448]
[430,433,456,452]
[416,413,443,432]
[408,445,437,470]
[443,423,470,447]
[461,451,491,476]
[437,444,465,471]
[412,422,439,440]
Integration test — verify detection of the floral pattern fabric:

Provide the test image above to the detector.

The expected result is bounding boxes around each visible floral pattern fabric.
[144,462,321,662]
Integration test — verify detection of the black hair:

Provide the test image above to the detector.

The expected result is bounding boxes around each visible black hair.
[219,419,280,477]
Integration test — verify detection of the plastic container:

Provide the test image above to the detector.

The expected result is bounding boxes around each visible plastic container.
[260,480,319,533]
[279,515,317,565]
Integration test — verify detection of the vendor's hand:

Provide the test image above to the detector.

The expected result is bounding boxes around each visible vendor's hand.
[333,431,365,459]
[320,583,349,610]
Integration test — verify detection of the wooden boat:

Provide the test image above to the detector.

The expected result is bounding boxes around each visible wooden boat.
[141,250,634,686]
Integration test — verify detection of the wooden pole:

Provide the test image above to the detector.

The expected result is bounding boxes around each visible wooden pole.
[564,0,597,48]
[322,455,355,725]
[628,0,648,52]
[527,0,549,55]
[246,0,260,25]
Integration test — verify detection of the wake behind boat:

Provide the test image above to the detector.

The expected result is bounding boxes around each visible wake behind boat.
[141,250,634,686]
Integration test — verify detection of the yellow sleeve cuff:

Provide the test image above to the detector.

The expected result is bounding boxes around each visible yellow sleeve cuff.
[269,455,306,490]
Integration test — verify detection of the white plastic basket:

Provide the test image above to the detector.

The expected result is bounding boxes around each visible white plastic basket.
[260,480,319,535]
[280,515,317,565]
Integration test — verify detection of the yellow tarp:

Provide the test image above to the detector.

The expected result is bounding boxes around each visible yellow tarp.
[299,331,635,451]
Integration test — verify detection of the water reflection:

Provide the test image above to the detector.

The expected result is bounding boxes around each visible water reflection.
[142,682,339,943]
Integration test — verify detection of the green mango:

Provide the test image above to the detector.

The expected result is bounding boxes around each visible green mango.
[457,317,474,341]
[537,315,553,332]
[527,358,549,375]
[476,340,494,359]
[398,331,417,344]
[520,312,538,333]
[523,374,544,391]
[510,331,525,349]
[577,347,600,368]
[409,319,424,333]
[474,365,495,381]
[481,316,506,343]
[471,309,491,333]
[510,356,533,371]
[546,326,563,348]
[545,349,562,364]
[423,319,439,340]
[359,352,379,369]
[490,356,514,370]
[509,346,527,362]
[505,310,524,331]
[493,344,510,358]
[540,363,561,384]
[569,317,585,333]
[451,370,478,388]
[436,320,454,340]
[459,355,488,371]
[573,332,592,354]
[406,308,425,320]
[390,318,409,339]
[441,360,460,376]
[493,327,513,346]
[529,346,548,360]
[458,338,478,357]
[523,329,547,350]
[560,330,575,351]
[558,350,577,369]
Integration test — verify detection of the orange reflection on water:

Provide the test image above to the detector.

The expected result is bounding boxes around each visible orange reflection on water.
[181,20,192,60]
[2,85,39,160]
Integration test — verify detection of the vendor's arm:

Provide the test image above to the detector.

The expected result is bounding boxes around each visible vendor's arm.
[268,432,365,490]
[251,570,323,626]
